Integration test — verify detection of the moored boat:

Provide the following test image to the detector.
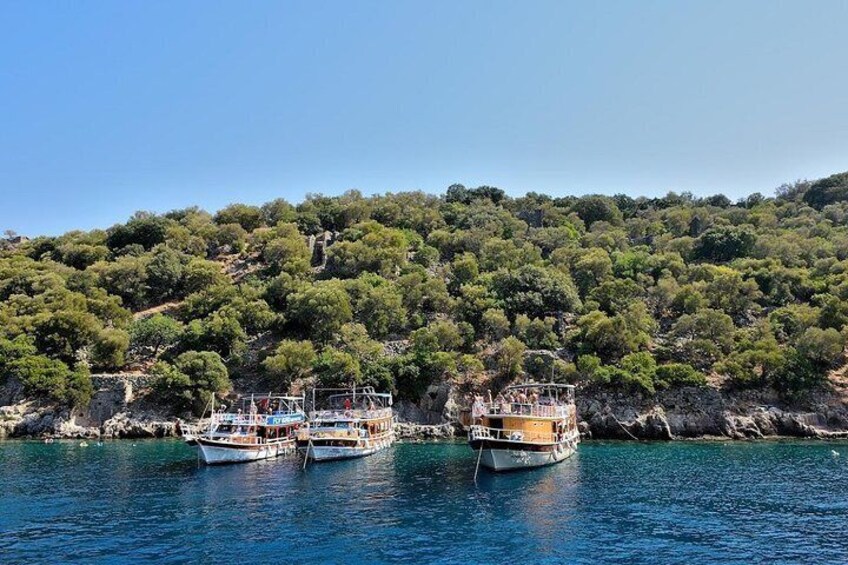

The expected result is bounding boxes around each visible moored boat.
[468,383,579,472]
[194,394,306,465]
[296,387,394,462]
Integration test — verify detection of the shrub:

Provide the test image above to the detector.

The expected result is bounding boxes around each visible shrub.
[655,363,706,388]
[10,355,92,407]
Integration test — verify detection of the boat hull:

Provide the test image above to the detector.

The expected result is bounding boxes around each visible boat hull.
[196,438,294,465]
[297,437,393,462]
[469,440,577,471]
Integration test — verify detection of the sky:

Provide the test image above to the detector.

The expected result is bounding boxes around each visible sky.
[1,1,847,236]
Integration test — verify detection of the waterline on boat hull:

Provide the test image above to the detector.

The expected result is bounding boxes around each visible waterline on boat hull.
[298,437,393,462]
[197,439,295,465]
[475,443,576,471]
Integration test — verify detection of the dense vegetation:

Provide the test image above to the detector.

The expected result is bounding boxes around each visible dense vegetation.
[3,172,848,413]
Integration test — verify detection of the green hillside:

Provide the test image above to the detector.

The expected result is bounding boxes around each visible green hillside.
[3,172,848,413]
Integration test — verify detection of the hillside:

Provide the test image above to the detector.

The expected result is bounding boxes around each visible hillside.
[3,173,848,436]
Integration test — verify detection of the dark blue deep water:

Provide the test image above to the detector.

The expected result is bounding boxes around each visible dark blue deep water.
[1,440,847,564]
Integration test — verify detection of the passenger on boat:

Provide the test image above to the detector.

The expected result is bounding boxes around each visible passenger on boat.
[471,395,485,420]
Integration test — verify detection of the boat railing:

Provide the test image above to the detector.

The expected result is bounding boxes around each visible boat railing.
[473,402,571,419]
[468,424,561,444]
[211,412,304,427]
[203,434,294,446]
[309,407,393,421]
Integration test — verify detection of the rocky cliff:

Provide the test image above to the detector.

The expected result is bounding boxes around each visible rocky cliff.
[3,372,848,441]
[390,377,848,441]
[577,386,848,440]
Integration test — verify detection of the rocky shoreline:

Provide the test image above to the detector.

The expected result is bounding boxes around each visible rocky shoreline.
[0,402,176,440]
[2,377,848,441]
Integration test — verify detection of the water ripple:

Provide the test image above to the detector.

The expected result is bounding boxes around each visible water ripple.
[1,439,847,564]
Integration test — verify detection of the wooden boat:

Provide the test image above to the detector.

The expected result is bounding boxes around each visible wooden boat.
[296,387,394,462]
[194,394,306,465]
[468,383,579,472]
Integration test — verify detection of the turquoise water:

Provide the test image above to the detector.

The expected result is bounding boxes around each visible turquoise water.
[1,440,847,564]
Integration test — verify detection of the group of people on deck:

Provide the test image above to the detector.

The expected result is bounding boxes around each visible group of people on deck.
[340,396,379,413]
[469,389,557,418]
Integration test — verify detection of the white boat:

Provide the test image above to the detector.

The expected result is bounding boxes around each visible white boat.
[297,387,394,462]
[194,394,306,465]
[468,383,580,472]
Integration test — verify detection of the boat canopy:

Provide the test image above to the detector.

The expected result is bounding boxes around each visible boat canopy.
[309,386,393,411]
[501,382,575,402]
[218,393,306,416]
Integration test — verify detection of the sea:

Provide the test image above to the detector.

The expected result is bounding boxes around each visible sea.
[1,439,846,564]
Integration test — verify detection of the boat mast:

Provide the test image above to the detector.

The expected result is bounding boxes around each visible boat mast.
[208,393,215,439]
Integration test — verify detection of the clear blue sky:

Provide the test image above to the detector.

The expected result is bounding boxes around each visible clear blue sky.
[2,1,847,236]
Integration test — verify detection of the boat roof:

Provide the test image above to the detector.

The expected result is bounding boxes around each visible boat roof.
[311,386,392,401]
[326,391,392,400]
[503,382,575,391]
[236,393,305,401]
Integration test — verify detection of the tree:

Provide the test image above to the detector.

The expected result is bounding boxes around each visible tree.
[450,253,479,289]
[802,171,848,210]
[10,355,92,407]
[795,327,844,368]
[32,310,100,362]
[412,244,440,267]
[261,198,297,226]
[571,196,623,227]
[261,223,311,275]
[568,248,612,297]
[214,223,248,253]
[313,349,361,388]
[345,276,406,339]
[214,204,264,232]
[287,282,353,342]
[490,265,581,319]
[91,328,130,369]
[577,304,654,362]
[411,320,463,353]
[0,335,37,375]
[523,317,560,350]
[153,351,231,414]
[335,323,385,364]
[129,314,184,360]
[106,214,169,252]
[693,226,756,262]
[262,339,316,386]
[326,222,409,278]
[183,309,247,357]
[183,258,227,294]
[146,246,186,301]
[90,255,149,309]
[481,308,510,340]
[671,309,735,353]
[772,349,824,398]
[655,363,706,388]
[496,336,526,378]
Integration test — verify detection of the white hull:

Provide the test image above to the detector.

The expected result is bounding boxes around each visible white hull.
[299,437,393,462]
[197,440,294,465]
[479,443,576,471]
